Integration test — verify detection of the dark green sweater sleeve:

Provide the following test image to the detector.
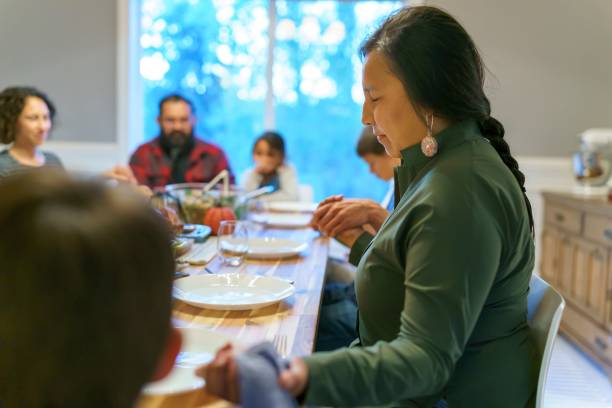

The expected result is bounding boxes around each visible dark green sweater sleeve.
[348,231,374,267]
[304,196,503,406]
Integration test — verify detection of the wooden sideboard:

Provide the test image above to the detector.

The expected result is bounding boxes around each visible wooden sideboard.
[540,191,612,378]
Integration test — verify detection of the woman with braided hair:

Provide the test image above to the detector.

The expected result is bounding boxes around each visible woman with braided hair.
[202,6,537,407]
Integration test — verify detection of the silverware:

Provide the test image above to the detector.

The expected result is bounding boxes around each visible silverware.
[204,267,215,274]
[272,333,288,358]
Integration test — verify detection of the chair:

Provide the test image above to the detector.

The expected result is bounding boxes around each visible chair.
[527,274,565,408]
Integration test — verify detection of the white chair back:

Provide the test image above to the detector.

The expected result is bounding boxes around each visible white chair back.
[527,274,565,408]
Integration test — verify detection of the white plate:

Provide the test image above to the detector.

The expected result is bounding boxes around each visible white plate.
[142,327,231,395]
[264,201,318,213]
[247,237,308,259]
[173,273,295,310]
[250,212,312,228]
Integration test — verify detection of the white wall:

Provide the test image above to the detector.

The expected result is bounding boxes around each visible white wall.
[427,0,612,157]
[0,0,118,144]
[0,0,141,172]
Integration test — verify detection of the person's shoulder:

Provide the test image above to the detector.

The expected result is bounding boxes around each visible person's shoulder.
[0,149,16,167]
[131,137,162,157]
[241,166,256,177]
[280,162,296,170]
[139,136,161,148]
[42,150,61,160]
[193,137,226,155]
[278,163,297,176]
[42,151,64,167]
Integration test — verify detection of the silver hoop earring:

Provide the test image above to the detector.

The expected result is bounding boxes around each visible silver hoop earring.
[420,114,438,157]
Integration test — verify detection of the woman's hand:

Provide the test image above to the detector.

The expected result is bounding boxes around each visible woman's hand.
[195,343,240,403]
[278,357,309,397]
[310,194,344,231]
[311,198,385,237]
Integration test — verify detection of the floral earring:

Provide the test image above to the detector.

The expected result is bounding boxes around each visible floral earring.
[420,114,438,157]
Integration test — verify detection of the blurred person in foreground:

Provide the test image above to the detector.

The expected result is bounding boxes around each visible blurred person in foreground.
[0,170,181,406]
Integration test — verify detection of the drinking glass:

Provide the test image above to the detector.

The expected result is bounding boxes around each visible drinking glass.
[217,220,249,266]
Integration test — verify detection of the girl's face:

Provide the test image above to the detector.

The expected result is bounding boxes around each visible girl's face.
[361,51,426,158]
[253,140,283,174]
[15,96,52,148]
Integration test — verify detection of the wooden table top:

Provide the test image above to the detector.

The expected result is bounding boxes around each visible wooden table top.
[138,226,329,407]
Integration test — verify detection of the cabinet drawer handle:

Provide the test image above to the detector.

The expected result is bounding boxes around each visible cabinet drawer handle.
[605,229,612,240]
[594,337,608,351]
[555,213,565,222]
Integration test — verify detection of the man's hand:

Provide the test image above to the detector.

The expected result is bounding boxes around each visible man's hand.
[196,343,240,403]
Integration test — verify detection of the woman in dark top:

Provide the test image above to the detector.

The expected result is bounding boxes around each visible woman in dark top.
[0,86,63,178]
[204,6,537,407]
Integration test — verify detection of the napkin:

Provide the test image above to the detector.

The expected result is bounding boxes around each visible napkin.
[236,342,298,408]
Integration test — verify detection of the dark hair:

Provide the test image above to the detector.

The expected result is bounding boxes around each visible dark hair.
[0,171,175,406]
[0,86,56,144]
[356,126,386,157]
[158,93,195,116]
[361,6,534,233]
[253,131,286,160]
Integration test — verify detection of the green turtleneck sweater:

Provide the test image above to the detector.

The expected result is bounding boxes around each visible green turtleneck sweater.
[304,120,537,407]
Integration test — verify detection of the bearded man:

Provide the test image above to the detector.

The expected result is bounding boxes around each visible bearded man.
[129,94,234,188]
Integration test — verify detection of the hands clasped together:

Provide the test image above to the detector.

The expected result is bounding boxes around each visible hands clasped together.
[198,194,390,403]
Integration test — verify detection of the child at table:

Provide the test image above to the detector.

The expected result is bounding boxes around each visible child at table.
[240,131,299,202]
[0,170,181,406]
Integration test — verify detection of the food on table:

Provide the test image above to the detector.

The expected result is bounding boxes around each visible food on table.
[203,207,236,235]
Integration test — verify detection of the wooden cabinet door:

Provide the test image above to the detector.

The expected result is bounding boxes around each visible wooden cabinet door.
[540,228,561,285]
[587,246,608,325]
[572,239,590,306]
[571,239,608,325]
[557,235,575,298]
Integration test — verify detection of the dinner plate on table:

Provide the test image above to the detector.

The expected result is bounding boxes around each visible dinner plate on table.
[247,237,308,259]
[264,201,318,213]
[142,327,231,395]
[250,212,312,228]
[173,273,295,310]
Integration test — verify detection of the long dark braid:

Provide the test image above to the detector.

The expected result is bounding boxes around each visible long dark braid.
[478,115,535,234]
[361,6,535,234]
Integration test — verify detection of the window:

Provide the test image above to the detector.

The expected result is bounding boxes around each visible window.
[140,0,402,200]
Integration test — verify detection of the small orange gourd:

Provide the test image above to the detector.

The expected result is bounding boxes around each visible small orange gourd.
[203,207,236,235]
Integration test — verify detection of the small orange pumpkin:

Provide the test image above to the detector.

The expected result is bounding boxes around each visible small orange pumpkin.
[203,207,236,235]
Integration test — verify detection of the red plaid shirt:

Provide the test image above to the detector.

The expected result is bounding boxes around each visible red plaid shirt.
[129,136,234,188]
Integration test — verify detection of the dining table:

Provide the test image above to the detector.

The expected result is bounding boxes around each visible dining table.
[137,224,330,407]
